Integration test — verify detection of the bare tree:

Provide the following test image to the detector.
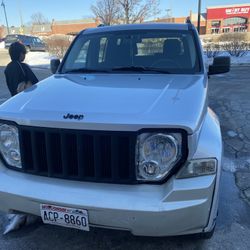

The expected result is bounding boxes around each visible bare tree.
[204,43,221,58]
[46,35,72,59]
[220,33,249,57]
[91,0,160,25]
[91,0,120,25]
[30,12,49,25]
[118,0,160,24]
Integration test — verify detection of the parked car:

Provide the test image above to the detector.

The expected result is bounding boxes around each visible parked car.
[0,23,230,238]
[4,34,46,51]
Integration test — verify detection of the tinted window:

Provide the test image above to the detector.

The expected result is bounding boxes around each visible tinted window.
[62,29,200,74]
[66,39,90,68]
[5,35,19,43]
[21,37,28,43]
[35,38,43,43]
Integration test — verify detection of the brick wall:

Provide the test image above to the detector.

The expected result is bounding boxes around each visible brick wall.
[51,22,98,35]
[0,26,4,39]
[154,17,206,34]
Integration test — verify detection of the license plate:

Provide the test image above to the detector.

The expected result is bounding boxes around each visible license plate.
[40,204,89,231]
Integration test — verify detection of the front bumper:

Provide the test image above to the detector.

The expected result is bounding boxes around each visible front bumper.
[0,161,217,236]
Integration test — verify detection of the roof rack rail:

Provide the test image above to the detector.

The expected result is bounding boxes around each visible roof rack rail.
[98,24,107,27]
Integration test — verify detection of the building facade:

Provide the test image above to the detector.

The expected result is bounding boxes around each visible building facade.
[155,15,206,35]
[31,24,52,36]
[51,19,99,35]
[0,26,4,39]
[0,19,99,38]
[206,3,250,34]
[156,3,250,35]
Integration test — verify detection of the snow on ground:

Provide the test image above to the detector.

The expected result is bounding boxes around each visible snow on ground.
[25,52,56,69]
[0,42,4,49]
[230,51,250,65]
[205,51,250,65]
[24,50,250,69]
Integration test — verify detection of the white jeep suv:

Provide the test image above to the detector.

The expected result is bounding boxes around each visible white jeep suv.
[0,23,230,237]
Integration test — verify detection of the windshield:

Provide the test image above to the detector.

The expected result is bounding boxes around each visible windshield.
[61,29,201,74]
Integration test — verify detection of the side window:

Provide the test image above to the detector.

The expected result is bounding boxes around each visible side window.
[98,37,108,63]
[74,40,90,64]
[186,35,196,67]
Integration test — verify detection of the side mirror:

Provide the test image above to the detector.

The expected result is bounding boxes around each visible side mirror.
[50,59,60,74]
[208,56,230,75]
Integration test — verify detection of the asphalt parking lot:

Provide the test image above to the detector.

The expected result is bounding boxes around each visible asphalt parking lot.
[0,49,250,249]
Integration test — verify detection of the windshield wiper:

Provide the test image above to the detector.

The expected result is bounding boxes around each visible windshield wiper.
[63,66,171,74]
[63,68,110,74]
[111,66,171,74]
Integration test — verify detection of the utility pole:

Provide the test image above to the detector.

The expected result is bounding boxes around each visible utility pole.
[197,0,201,34]
[1,0,10,35]
[18,0,24,34]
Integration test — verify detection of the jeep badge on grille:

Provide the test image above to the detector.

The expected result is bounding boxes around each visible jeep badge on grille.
[63,113,84,120]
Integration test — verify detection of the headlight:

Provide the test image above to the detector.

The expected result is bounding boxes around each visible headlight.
[0,123,21,168]
[136,133,182,181]
[176,159,217,179]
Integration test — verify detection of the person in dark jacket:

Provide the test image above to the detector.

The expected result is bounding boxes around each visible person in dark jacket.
[4,42,38,96]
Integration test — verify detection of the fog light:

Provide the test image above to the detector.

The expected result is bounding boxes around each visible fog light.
[139,161,160,178]
[10,150,21,162]
[176,159,217,179]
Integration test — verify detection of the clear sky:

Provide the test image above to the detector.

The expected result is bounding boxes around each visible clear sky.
[0,0,249,27]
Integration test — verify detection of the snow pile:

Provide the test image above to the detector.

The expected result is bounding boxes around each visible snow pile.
[230,52,250,65]
[3,213,40,235]
[25,52,57,69]
[0,41,5,49]
[205,51,250,65]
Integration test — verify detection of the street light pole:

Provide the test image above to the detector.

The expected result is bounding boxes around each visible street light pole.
[1,0,10,35]
[197,0,201,34]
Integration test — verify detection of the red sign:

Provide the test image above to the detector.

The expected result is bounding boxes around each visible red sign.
[207,5,250,19]
[226,7,250,15]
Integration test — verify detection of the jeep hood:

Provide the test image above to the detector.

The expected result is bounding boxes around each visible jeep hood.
[0,74,207,134]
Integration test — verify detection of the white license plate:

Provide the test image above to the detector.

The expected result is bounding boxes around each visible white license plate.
[40,204,89,231]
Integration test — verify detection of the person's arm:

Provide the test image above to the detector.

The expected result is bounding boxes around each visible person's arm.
[22,64,39,84]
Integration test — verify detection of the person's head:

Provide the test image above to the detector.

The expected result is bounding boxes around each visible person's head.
[9,42,27,62]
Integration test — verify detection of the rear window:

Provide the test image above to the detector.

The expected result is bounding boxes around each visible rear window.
[5,35,19,43]
[5,35,28,43]
[62,29,201,74]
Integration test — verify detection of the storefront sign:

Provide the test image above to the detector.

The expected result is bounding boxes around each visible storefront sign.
[226,7,250,15]
[207,5,250,19]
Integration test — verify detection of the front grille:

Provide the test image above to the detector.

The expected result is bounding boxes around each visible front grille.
[18,126,137,184]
